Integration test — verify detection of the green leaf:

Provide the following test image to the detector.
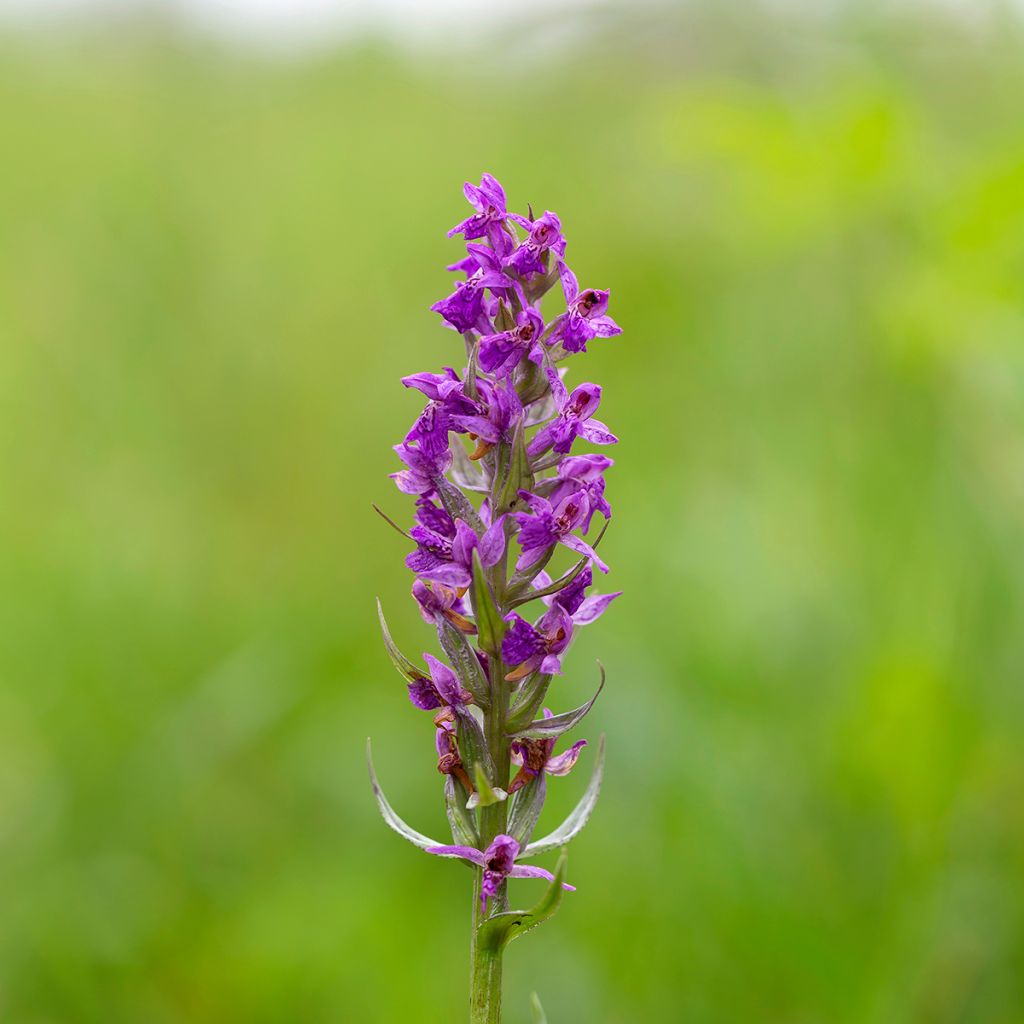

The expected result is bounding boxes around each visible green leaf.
[444,774,479,847]
[436,618,490,708]
[523,736,605,859]
[366,738,444,851]
[495,419,535,515]
[476,851,569,951]
[467,762,508,810]
[509,663,605,739]
[531,993,549,1024]
[507,773,547,848]
[470,549,504,658]
[506,672,553,733]
[376,599,423,683]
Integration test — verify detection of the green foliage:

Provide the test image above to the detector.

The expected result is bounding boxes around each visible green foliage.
[1,4,1024,1022]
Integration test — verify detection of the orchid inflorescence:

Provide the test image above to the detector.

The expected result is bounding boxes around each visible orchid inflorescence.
[368,173,621,1024]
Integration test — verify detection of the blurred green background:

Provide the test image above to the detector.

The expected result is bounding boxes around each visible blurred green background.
[2,2,1024,1021]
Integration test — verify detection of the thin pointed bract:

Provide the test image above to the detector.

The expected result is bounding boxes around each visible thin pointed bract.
[369,174,622,1024]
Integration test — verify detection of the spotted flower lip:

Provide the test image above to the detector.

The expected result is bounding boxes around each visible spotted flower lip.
[478,308,546,377]
[546,262,621,354]
[544,454,613,533]
[426,833,576,910]
[527,368,618,458]
[512,489,609,573]
[505,210,567,278]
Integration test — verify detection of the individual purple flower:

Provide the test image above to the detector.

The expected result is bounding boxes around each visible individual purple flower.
[544,454,613,533]
[406,498,507,588]
[390,441,451,496]
[401,368,476,460]
[406,652,472,711]
[512,489,609,574]
[526,368,617,457]
[478,308,546,377]
[431,244,512,334]
[546,262,621,354]
[411,578,475,634]
[447,174,512,251]
[504,211,567,278]
[501,604,573,680]
[450,377,522,460]
[426,833,575,911]
[508,711,587,794]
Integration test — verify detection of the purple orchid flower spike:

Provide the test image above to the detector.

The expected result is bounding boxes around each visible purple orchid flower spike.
[547,261,622,353]
[527,368,617,457]
[447,173,513,251]
[406,498,507,589]
[372,174,621,1019]
[407,652,473,711]
[512,488,609,574]
[505,210,567,278]
[509,711,587,794]
[478,308,546,378]
[426,834,576,912]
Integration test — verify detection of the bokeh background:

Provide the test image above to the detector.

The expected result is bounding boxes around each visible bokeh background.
[2,1,1024,1021]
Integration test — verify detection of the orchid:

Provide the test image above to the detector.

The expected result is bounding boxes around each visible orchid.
[369,173,622,1024]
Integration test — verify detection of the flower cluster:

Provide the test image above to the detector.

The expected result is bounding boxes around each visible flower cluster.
[371,174,621,933]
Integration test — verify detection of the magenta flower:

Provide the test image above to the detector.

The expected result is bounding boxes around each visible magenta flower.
[478,308,546,377]
[411,579,474,634]
[406,498,507,588]
[407,652,473,711]
[390,441,451,497]
[527,368,617,457]
[509,712,587,794]
[544,454,613,533]
[501,568,619,678]
[546,262,621,354]
[505,210,566,278]
[426,834,575,911]
[447,173,512,251]
[512,489,609,573]
[432,244,512,334]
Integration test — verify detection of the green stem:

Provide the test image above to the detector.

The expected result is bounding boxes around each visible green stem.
[469,436,516,1024]
[470,872,503,1024]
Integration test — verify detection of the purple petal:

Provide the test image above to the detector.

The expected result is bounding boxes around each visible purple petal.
[502,614,545,666]
[545,739,587,776]
[558,261,579,303]
[478,515,507,568]
[579,419,618,446]
[591,315,621,338]
[507,864,576,892]
[407,678,442,710]
[560,534,609,574]
[424,653,467,706]
[426,844,487,866]
[573,591,622,626]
